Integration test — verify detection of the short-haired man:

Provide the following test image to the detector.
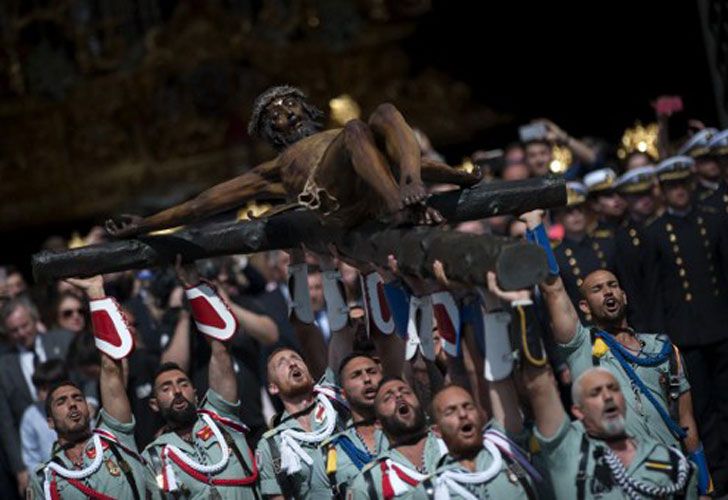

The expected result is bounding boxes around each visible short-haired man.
[28,275,146,499]
[142,262,260,499]
[314,353,388,497]
[526,364,697,499]
[256,346,348,499]
[406,385,537,499]
[348,377,447,499]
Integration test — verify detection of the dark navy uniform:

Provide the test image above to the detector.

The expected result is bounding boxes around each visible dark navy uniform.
[613,166,659,331]
[645,156,728,494]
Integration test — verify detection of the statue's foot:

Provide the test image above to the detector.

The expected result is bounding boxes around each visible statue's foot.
[386,204,444,226]
[400,178,428,207]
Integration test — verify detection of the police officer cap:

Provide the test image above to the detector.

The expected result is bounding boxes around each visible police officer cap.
[677,128,718,158]
[655,156,694,183]
[566,182,588,206]
[708,129,728,156]
[583,168,617,194]
[614,166,655,194]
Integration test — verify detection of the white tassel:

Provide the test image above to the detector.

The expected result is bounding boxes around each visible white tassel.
[434,440,503,500]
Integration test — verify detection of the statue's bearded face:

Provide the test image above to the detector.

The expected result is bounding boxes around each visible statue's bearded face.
[261,95,321,151]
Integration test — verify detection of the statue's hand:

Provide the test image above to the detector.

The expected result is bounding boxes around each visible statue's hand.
[105,214,143,238]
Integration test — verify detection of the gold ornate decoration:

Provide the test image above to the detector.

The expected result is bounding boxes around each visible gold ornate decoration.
[329,94,361,126]
[549,145,573,174]
[617,121,659,160]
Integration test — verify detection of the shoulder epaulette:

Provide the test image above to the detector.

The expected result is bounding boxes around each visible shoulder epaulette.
[699,204,718,214]
[360,456,386,474]
[262,426,283,439]
[592,229,613,239]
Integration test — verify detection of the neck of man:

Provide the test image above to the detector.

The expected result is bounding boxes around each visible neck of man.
[667,204,692,216]
[282,391,317,431]
[629,210,652,224]
[604,435,636,468]
[454,446,481,472]
[565,229,586,241]
[171,422,195,442]
[59,430,92,462]
[395,433,428,471]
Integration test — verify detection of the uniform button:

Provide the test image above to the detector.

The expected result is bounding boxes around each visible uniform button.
[569,258,577,266]
[666,223,673,231]
[679,268,686,277]
[723,195,728,202]
[712,277,718,284]
[669,234,677,242]
[676,257,683,265]
[685,293,693,301]
[700,228,707,236]
[600,261,607,268]
[698,217,704,224]
[597,251,604,259]
[672,245,680,253]
[592,243,599,250]
[576,278,583,287]
[632,238,640,246]
[565,248,573,257]
[683,281,690,289]
[704,240,710,247]
[573,267,581,275]
[629,228,637,237]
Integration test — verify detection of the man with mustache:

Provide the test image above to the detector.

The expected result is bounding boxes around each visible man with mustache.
[106,86,479,235]
[527,363,698,499]
[347,377,447,499]
[255,347,348,499]
[405,385,538,499]
[28,275,146,499]
[313,353,389,498]
[142,262,260,499]
[521,209,711,496]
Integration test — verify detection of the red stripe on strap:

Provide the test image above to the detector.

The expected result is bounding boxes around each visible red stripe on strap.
[167,448,258,487]
[52,471,116,500]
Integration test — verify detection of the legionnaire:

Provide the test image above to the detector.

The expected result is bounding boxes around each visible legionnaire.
[255,346,348,499]
[405,385,539,500]
[679,128,728,214]
[142,260,260,500]
[553,182,614,311]
[520,209,713,496]
[613,166,659,330]
[525,364,698,500]
[28,275,146,499]
[348,378,447,499]
[644,156,728,495]
[583,167,626,238]
[314,353,388,498]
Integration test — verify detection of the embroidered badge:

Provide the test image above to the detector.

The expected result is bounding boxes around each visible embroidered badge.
[105,458,121,477]
[197,425,213,441]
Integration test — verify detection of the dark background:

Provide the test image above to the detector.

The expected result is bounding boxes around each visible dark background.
[3,1,718,273]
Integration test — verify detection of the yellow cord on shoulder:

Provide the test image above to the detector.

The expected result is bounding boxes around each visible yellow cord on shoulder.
[516,305,547,367]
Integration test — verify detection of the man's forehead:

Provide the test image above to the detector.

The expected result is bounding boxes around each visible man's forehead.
[343,356,378,374]
[269,349,300,365]
[583,371,618,390]
[155,368,189,385]
[53,385,82,398]
[435,386,471,409]
[583,270,617,287]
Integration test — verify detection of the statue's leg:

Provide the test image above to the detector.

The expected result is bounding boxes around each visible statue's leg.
[420,157,481,186]
[368,103,427,206]
[318,120,402,213]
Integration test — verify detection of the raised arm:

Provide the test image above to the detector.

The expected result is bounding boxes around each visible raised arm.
[521,210,579,344]
[66,276,132,423]
[106,159,285,238]
[208,338,238,404]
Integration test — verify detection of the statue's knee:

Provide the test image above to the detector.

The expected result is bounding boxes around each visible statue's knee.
[343,119,371,141]
[370,102,400,123]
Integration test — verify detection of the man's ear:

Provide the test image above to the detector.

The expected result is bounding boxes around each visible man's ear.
[578,299,590,317]
[571,404,584,422]
[47,416,55,430]
[268,382,279,396]
[431,424,442,438]
[149,397,159,413]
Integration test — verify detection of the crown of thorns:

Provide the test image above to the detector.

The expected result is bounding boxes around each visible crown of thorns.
[247,85,308,137]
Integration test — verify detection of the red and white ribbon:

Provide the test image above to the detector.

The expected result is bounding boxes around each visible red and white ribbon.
[90,297,135,359]
[433,440,503,500]
[185,282,238,341]
[381,459,429,498]
[430,291,460,358]
[361,272,395,336]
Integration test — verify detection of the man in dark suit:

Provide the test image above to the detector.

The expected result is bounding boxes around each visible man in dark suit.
[645,155,728,495]
[0,297,72,496]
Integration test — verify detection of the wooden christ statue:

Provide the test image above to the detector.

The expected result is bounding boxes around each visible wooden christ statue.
[105,86,480,238]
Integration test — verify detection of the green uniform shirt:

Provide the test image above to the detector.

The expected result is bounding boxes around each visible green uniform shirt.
[142,390,259,500]
[29,409,145,499]
[311,420,389,494]
[556,323,690,446]
[347,430,447,499]
[403,421,537,500]
[535,416,697,500]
